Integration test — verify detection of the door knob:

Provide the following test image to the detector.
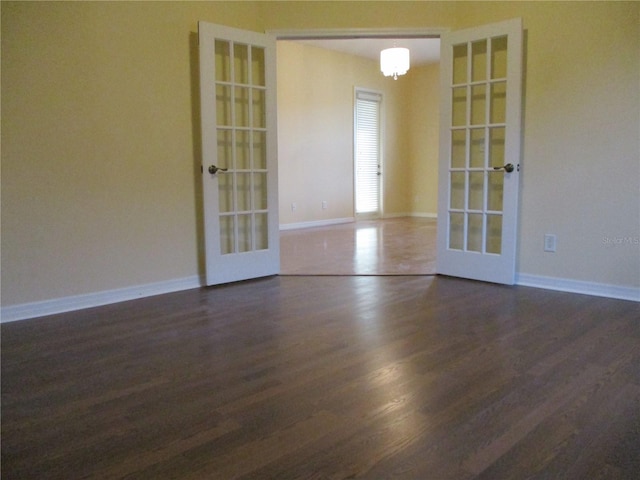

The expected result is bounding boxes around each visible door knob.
[493,163,515,173]
[208,165,228,175]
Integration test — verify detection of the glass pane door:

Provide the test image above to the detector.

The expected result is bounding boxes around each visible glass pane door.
[436,19,523,285]
[355,89,383,217]
[199,22,279,286]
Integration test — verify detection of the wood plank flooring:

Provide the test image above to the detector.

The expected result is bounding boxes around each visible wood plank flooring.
[280,217,437,275]
[2,275,639,479]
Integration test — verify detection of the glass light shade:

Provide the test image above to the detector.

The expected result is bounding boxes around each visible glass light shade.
[380,47,410,79]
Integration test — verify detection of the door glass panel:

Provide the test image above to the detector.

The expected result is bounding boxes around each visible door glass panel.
[236,173,251,211]
[253,173,268,210]
[217,130,232,169]
[215,40,231,82]
[451,130,466,168]
[234,43,249,84]
[237,214,252,252]
[450,172,465,210]
[251,47,266,86]
[491,36,508,79]
[218,173,234,213]
[467,213,483,252]
[469,128,485,168]
[255,213,268,250]
[487,171,504,212]
[220,215,235,255]
[486,214,502,254]
[449,212,464,250]
[452,87,467,126]
[468,172,484,210]
[489,127,505,167]
[253,131,267,169]
[490,82,507,124]
[453,44,468,84]
[234,87,250,127]
[216,85,232,126]
[471,40,487,82]
[471,84,486,125]
[252,89,266,128]
[235,131,250,169]
[218,40,269,257]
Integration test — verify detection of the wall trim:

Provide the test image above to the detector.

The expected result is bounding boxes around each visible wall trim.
[280,214,436,230]
[3,270,636,324]
[1,275,204,323]
[280,217,355,231]
[516,273,640,303]
[384,212,437,219]
[268,28,448,40]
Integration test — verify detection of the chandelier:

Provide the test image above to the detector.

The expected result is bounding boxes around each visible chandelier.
[380,47,410,80]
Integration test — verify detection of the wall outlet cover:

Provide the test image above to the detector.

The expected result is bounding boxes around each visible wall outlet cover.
[544,234,557,252]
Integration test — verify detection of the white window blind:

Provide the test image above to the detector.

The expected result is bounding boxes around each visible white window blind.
[355,90,382,214]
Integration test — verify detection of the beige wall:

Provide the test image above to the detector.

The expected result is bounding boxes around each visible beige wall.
[452,1,640,288]
[405,63,441,216]
[276,41,439,225]
[2,1,639,309]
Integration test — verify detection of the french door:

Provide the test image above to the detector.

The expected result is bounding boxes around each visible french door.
[436,19,523,285]
[199,22,279,285]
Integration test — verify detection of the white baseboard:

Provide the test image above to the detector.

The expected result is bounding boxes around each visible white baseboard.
[279,214,436,231]
[280,217,355,231]
[382,212,438,219]
[1,275,204,323]
[6,267,634,324]
[516,273,640,302]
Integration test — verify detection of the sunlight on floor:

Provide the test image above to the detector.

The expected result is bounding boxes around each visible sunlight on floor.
[280,217,437,275]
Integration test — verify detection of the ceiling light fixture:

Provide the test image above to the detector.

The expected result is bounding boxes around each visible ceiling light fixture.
[380,47,410,80]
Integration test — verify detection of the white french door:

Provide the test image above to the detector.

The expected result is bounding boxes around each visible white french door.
[199,22,279,285]
[354,89,383,218]
[436,19,523,285]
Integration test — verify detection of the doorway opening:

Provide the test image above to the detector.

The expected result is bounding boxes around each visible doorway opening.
[275,31,442,275]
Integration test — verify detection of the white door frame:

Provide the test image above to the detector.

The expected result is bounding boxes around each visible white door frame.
[269,28,448,40]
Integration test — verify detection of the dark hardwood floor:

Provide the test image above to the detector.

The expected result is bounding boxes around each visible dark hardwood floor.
[2,275,639,479]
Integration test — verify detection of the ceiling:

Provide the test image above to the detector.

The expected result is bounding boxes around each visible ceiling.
[288,37,441,66]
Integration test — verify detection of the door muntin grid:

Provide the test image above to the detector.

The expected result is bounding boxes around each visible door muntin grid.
[448,35,508,255]
[215,39,268,255]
